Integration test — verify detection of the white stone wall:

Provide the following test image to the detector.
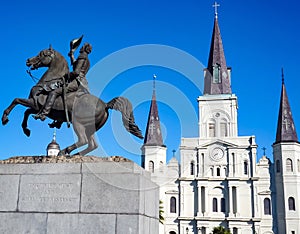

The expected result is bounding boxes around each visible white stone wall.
[273,142,300,234]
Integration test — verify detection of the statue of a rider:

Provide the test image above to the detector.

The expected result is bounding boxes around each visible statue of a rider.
[34,36,92,122]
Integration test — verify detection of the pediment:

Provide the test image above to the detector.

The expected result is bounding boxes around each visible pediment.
[198,139,238,148]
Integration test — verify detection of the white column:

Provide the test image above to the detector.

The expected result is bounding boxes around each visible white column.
[229,186,233,217]
[236,186,240,217]
[197,183,202,216]
[204,186,208,216]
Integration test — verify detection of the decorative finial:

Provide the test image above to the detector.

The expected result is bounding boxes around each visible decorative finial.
[213,1,220,18]
[262,147,266,156]
[153,74,157,91]
[281,67,285,84]
[172,149,176,157]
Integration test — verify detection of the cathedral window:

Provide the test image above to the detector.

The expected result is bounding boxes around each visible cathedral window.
[200,227,206,234]
[276,160,281,173]
[232,153,236,176]
[170,197,176,213]
[220,122,228,137]
[216,167,220,176]
[221,198,225,212]
[212,198,218,212]
[213,63,221,83]
[288,197,296,211]
[232,187,237,214]
[286,158,293,172]
[190,161,195,175]
[169,232,176,234]
[243,161,248,175]
[233,228,238,234]
[263,198,271,215]
[149,161,154,173]
[201,186,206,213]
[211,168,214,176]
[208,123,216,137]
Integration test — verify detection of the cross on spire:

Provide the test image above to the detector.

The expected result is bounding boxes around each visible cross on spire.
[213,1,220,18]
[153,74,157,91]
[262,147,266,155]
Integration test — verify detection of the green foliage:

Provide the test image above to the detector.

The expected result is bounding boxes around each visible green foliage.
[212,226,231,234]
[159,200,165,224]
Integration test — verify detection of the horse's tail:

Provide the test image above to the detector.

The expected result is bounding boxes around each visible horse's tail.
[106,97,144,139]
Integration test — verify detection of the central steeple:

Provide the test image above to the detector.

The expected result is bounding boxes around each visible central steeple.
[204,5,232,95]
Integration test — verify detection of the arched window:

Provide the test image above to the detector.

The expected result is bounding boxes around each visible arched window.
[288,197,296,211]
[213,198,218,212]
[211,167,214,176]
[220,122,228,137]
[201,186,206,213]
[170,197,176,213]
[232,153,236,175]
[221,198,225,212]
[232,186,237,214]
[169,232,176,234]
[216,167,220,176]
[233,227,238,234]
[149,161,154,173]
[190,161,195,175]
[244,161,248,175]
[276,160,281,173]
[286,158,293,172]
[264,198,271,215]
[208,122,216,137]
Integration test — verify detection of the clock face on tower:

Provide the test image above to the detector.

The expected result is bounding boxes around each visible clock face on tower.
[210,147,225,161]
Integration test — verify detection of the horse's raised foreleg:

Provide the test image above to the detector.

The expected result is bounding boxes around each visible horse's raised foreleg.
[2,98,36,125]
[73,134,98,156]
[22,108,37,137]
[58,122,88,155]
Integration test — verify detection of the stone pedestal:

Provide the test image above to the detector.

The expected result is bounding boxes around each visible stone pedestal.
[0,157,159,234]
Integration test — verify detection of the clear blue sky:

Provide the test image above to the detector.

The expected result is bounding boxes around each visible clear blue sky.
[1,0,300,164]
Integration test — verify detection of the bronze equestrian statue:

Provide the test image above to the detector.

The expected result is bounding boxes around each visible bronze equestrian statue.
[1,40,143,156]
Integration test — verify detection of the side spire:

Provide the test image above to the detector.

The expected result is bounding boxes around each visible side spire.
[275,69,298,143]
[204,3,232,95]
[144,75,164,146]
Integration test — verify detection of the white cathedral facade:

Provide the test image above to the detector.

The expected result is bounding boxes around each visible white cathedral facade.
[141,10,300,234]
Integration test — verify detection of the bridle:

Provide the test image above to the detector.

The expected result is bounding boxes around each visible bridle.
[26,49,55,84]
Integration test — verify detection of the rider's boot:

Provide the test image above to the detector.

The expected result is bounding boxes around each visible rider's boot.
[34,92,58,121]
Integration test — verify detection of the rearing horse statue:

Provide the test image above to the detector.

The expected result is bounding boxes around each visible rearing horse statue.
[2,47,143,156]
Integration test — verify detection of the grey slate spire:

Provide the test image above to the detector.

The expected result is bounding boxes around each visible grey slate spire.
[204,12,231,95]
[144,75,164,146]
[275,71,298,143]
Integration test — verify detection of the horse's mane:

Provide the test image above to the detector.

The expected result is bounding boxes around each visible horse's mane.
[50,49,70,76]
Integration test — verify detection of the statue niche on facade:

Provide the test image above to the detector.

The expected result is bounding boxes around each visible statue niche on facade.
[2,36,143,156]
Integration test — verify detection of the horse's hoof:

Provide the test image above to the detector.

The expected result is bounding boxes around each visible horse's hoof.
[2,116,9,125]
[23,128,31,137]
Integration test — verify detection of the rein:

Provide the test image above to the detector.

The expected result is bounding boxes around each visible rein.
[26,69,40,84]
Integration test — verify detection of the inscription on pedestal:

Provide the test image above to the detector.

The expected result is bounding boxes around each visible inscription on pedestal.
[19,174,81,212]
